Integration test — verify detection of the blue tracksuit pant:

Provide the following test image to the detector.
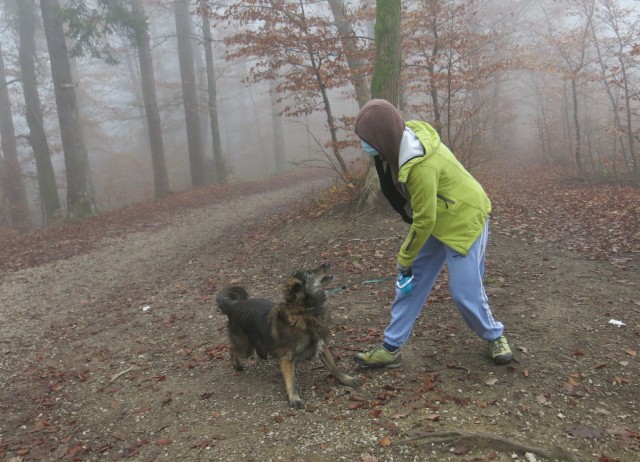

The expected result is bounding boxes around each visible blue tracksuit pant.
[384,219,504,348]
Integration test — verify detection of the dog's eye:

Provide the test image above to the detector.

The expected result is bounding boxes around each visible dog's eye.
[304,270,312,278]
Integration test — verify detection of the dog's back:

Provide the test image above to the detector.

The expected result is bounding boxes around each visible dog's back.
[216,286,274,360]
[216,286,274,320]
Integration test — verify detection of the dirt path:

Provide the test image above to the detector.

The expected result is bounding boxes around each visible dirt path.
[0,174,638,462]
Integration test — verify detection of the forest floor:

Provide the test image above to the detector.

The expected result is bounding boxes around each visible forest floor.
[0,165,638,462]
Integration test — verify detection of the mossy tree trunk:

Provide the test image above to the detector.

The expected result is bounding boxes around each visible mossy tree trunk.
[358,0,402,213]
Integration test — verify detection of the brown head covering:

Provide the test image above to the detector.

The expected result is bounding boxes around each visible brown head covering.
[354,99,405,180]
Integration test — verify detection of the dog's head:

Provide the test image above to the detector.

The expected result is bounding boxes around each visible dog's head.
[282,263,333,306]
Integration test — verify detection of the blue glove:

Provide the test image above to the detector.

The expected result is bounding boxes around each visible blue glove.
[396,267,414,294]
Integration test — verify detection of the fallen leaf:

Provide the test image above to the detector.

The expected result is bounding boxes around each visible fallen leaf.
[536,394,550,406]
[422,374,434,391]
[599,455,619,462]
[380,421,400,435]
[391,405,413,419]
[349,401,367,410]
[450,444,470,454]
[66,445,84,458]
[378,436,392,447]
[155,438,172,446]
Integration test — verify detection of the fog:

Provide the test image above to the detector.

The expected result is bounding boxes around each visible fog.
[0,0,638,229]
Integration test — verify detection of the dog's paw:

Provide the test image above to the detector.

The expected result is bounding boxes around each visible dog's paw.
[345,376,362,388]
[289,399,304,409]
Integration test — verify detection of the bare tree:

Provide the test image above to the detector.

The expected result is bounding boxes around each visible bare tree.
[174,0,207,187]
[269,70,286,173]
[224,0,353,175]
[542,0,596,175]
[40,0,95,220]
[199,0,226,183]
[327,0,370,108]
[17,0,61,223]
[131,0,170,197]
[0,41,31,231]
[597,0,638,177]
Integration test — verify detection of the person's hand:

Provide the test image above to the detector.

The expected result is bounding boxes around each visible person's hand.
[396,263,412,276]
[396,265,414,294]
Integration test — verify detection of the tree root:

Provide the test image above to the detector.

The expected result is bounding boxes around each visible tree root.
[393,429,582,462]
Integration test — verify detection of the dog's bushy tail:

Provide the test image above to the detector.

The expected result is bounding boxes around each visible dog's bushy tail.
[216,286,249,316]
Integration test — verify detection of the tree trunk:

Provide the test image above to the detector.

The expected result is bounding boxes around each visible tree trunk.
[299,2,347,176]
[17,0,61,223]
[199,0,226,183]
[174,0,207,187]
[326,0,370,108]
[427,8,442,136]
[131,0,170,197]
[370,0,401,105]
[190,30,209,153]
[269,76,286,173]
[359,0,402,213]
[40,0,95,220]
[590,17,624,179]
[0,42,31,232]
[305,45,348,174]
[617,50,637,176]
[318,77,348,175]
[570,77,583,174]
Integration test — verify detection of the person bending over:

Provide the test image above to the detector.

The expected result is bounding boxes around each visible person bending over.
[353,99,512,368]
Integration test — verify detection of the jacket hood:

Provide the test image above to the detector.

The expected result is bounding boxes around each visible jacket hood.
[355,99,405,180]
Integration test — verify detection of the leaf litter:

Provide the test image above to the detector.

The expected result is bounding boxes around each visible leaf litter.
[0,166,637,461]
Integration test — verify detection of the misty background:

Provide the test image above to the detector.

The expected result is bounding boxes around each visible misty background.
[0,0,638,231]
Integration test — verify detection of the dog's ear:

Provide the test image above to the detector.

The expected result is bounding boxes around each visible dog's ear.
[283,275,305,302]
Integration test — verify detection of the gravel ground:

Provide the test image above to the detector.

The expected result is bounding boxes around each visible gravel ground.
[0,172,638,462]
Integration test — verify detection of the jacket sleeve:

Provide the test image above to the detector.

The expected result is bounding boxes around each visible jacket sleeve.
[374,156,413,224]
[397,164,437,268]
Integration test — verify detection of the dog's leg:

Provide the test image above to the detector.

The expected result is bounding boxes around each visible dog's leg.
[228,330,254,371]
[229,348,244,371]
[279,357,303,409]
[319,347,361,388]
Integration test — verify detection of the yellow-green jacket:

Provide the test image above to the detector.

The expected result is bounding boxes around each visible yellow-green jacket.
[397,121,491,267]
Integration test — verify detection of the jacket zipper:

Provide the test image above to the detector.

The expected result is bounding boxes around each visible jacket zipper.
[437,194,456,209]
[405,230,417,251]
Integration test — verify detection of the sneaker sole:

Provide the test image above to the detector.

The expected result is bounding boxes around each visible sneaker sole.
[353,356,403,368]
[492,354,513,365]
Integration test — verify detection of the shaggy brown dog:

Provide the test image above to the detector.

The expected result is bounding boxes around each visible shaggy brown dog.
[216,263,360,408]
